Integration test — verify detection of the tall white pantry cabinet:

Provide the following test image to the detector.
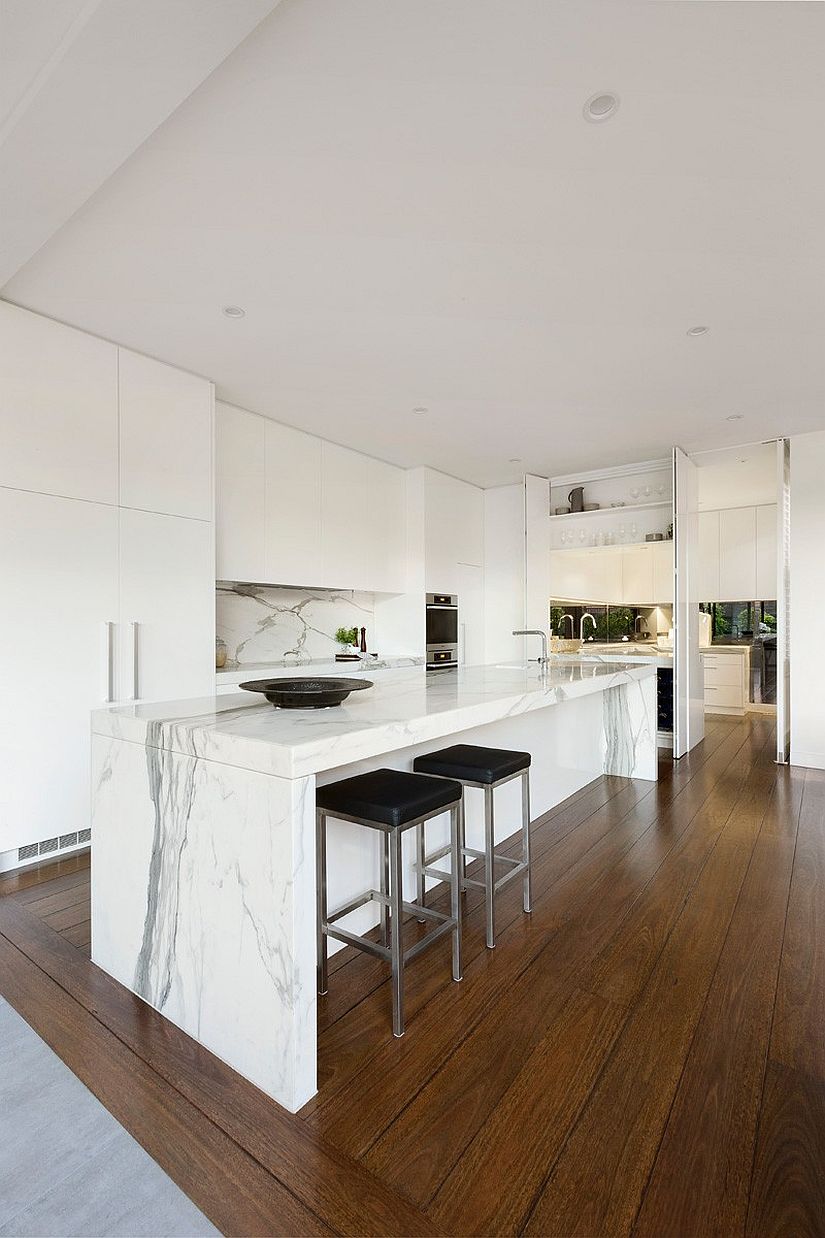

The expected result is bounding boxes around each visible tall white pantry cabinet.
[0,303,214,858]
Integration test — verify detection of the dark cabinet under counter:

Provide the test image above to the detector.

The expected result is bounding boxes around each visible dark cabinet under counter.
[657,667,673,733]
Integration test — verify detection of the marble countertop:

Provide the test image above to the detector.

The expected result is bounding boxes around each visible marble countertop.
[93,659,656,781]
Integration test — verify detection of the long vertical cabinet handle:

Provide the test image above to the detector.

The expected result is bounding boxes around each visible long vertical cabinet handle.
[130,621,140,701]
[101,621,115,702]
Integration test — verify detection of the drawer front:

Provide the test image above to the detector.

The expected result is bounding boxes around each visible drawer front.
[704,660,743,688]
[704,684,744,707]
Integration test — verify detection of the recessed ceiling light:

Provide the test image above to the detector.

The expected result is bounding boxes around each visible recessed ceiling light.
[687,325,709,337]
[222,305,245,318]
[583,92,619,123]
[509,458,522,464]
[412,406,428,415]
[727,414,744,422]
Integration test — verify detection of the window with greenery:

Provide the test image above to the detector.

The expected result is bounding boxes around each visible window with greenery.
[700,601,777,639]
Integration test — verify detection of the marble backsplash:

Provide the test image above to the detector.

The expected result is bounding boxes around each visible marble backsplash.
[216,583,375,667]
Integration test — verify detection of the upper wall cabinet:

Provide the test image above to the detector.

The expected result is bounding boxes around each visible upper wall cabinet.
[216,404,265,582]
[215,404,407,594]
[0,302,118,504]
[719,507,756,601]
[119,350,213,521]
[265,420,323,587]
[425,471,484,593]
[696,511,720,601]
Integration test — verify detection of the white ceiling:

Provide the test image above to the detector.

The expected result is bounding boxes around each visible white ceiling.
[3,0,824,487]
[0,0,281,285]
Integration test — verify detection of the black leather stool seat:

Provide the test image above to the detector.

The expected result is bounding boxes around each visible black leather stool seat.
[414,743,531,785]
[316,767,462,829]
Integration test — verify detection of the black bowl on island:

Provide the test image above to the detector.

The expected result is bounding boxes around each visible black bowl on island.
[238,677,373,709]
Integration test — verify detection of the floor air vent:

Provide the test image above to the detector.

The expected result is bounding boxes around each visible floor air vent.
[13,831,90,869]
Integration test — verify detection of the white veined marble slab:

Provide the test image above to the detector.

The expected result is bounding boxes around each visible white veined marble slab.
[92,661,657,780]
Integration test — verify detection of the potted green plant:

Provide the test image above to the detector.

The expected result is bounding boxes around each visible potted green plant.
[335,626,359,657]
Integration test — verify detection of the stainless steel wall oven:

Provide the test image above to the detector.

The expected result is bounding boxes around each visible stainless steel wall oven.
[425,593,459,669]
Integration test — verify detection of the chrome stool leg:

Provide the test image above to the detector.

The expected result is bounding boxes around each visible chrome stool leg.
[380,832,390,946]
[522,770,532,914]
[450,805,463,981]
[416,822,427,922]
[390,828,405,1037]
[316,808,328,995]
[484,784,496,949]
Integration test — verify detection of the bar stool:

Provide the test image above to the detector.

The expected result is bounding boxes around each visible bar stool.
[316,767,463,1038]
[413,744,532,949]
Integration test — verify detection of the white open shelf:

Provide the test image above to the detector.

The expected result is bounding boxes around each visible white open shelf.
[551,538,674,553]
[549,499,671,521]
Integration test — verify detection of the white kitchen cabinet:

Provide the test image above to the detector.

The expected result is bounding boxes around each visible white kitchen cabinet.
[321,442,370,589]
[549,547,622,604]
[456,562,485,666]
[119,349,213,521]
[703,650,747,715]
[756,504,777,599]
[652,541,674,603]
[367,457,407,593]
[0,488,119,853]
[719,507,756,600]
[425,470,484,592]
[264,420,323,587]
[696,511,720,601]
[119,508,214,703]
[0,301,118,504]
[621,545,654,603]
[216,403,266,582]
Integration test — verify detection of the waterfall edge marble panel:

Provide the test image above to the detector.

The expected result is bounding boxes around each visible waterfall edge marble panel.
[91,734,317,1112]
[602,674,658,780]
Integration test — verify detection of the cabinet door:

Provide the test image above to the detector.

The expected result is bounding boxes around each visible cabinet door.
[621,545,655,604]
[321,442,370,589]
[264,420,323,587]
[367,458,406,592]
[0,302,118,503]
[652,541,674,603]
[756,504,777,599]
[0,489,118,852]
[119,350,213,520]
[456,562,484,666]
[425,471,484,592]
[696,511,720,601]
[216,403,265,581]
[719,507,756,600]
[119,509,214,703]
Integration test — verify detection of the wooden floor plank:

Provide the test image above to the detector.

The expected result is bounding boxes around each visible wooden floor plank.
[746,1062,825,1238]
[428,988,626,1236]
[634,824,798,1236]
[769,768,825,1083]
[522,832,761,1236]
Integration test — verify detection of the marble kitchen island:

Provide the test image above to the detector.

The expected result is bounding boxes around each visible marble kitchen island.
[90,660,657,1112]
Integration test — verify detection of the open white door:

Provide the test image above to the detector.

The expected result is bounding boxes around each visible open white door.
[673,446,705,758]
[776,439,791,763]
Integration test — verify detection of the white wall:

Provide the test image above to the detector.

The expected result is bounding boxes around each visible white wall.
[484,484,525,663]
[696,443,777,511]
[790,430,825,770]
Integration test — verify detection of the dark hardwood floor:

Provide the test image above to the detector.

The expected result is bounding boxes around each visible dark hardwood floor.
[1,713,823,1237]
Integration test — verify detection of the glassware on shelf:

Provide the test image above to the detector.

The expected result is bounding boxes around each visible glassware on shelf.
[643,485,652,499]
[560,530,567,546]
[630,522,638,540]
[656,484,666,498]
[629,486,640,501]
[579,529,587,544]
[597,530,606,546]
[589,531,597,546]
[619,524,626,542]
